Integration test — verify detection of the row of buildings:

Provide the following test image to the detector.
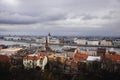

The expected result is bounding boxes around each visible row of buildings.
[3,35,120,47]
[0,37,120,73]
[74,38,113,46]
[4,33,60,44]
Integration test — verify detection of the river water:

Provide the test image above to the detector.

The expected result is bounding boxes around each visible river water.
[0,40,120,54]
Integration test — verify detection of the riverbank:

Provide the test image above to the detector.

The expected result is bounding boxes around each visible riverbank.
[0,39,120,54]
[1,39,120,48]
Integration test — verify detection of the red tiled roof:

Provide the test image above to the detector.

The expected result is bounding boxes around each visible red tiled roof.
[24,53,48,60]
[105,54,120,61]
[0,55,9,62]
[24,56,44,60]
[73,53,88,62]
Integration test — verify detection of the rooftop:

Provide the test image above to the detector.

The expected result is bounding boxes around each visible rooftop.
[105,54,120,61]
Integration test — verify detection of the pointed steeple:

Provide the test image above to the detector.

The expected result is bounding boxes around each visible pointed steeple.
[45,36,52,52]
[45,36,48,47]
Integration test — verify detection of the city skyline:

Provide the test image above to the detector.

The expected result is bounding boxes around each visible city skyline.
[0,0,120,36]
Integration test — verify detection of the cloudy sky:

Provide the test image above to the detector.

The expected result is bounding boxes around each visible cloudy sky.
[0,0,120,36]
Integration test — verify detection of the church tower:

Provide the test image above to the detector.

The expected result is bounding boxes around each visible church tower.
[47,32,52,43]
[45,36,52,52]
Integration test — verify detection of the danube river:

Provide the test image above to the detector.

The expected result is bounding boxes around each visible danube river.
[0,39,120,54]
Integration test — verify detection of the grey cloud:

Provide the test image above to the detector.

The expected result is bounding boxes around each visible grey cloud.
[0,11,67,24]
[102,10,120,20]
[0,12,39,24]
[0,0,120,36]
[102,15,113,19]
[0,28,6,31]
[82,14,98,20]
[0,0,119,24]
[117,0,120,2]
[40,14,67,23]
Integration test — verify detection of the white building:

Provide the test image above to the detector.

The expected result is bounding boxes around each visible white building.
[21,37,33,41]
[100,40,112,46]
[47,33,60,44]
[4,37,21,41]
[113,40,120,47]
[23,53,48,70]
[87,40,99,46]
[4,37,13,40]
[36,38,46,43]
[74,38,87,45]
[49,38,60,44]
[87,56,101,62]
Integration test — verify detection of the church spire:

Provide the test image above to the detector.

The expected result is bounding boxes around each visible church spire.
[45,36,52,52]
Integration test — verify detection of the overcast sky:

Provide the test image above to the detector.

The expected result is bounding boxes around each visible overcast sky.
[0,0,120,36]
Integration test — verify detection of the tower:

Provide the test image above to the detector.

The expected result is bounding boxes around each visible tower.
[45,36,52,52]
[47,33,51,43]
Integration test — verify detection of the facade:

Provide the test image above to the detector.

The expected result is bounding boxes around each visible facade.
[21,37,32,41]
[80,48,97,56]
[49,38,60,44]
[64,39,74,44]
[74,38,87,45]
[36,38,46,43]
[4,37,21,41]
[100,40,112,46]
[73,48,88,62]
[73,48,101,63]
[36,34,60,44]
[87,40,99,46]
[48,53,66,63]
[47,33,60,44]
[113,39,120,47]
[23,53,48,70]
